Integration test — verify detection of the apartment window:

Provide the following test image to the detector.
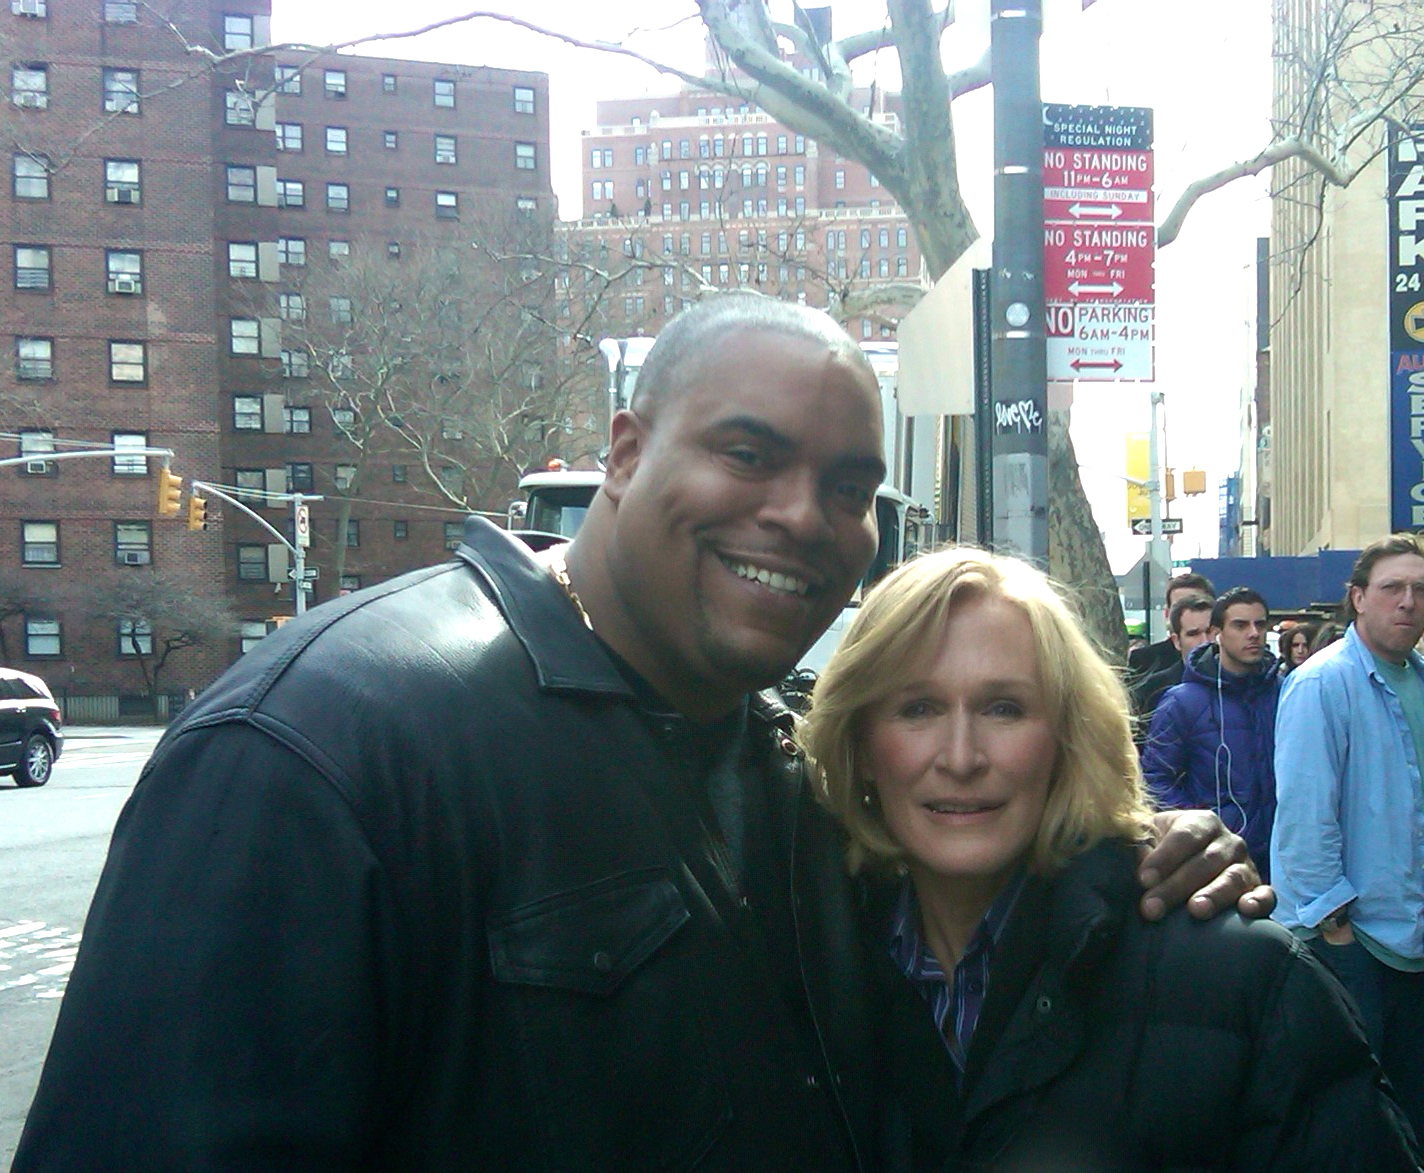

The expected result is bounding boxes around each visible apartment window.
[328,239,350,259]
[233,469,264,499]
[277,236,306,266]
[223,13,253,49]
[275,122,302,151]
[324,69,346,99]
[14,245,50,291]
[329,352,352,378]
[277,292,305,322]
[111,431,148,475]
[386,241,401,258]
[339,575,361,592]
[384,186,399,207]
[392,464,407,484]
[435,190,458,219]
[236,544,266,581]
[393,520,408,540]
[381,73,396,94]
[860,227,871,249]
[109,340,146,384]
[25,617,60,658]
[794,164,804,186]
[239,620,267,654]
[16,337,53,380]
[105,158,141,202]
[118,618,153,655]
[103,68,140,114]
[280,349,308,378]
[226,163,255,203]
[224,90,256,126]
[276,179,303,208]
[879,227,890,249]
[230,318,260,355]
[438,466,461,494]
[433,78,455,108]
[329,296,352,324]
[275,65,301,94]
[514,142,536,170]
[13,153,49,198]
[22,521,58,566]
[343,520,360,547]
[104,1,137,21]
[434,135,456,165]
[286,462,314,492]
[325,126,347,155]
[106,249,142,293]
[331,406,355,429]
[443,522,462,549]
[326,182,349,212]
[13,65,49,110]
[282,405,311,434]
[18,429,55,474]
[114,521,151,566]
[233,395,262,429]
[834,169,845,190]
[383,130,397,150]
[896,255,908,276]
[334,464,356,491]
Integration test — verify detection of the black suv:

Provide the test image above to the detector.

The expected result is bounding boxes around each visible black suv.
[0,667,64,787]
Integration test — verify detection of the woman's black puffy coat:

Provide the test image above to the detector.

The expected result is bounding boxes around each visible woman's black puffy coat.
[872,840,1420,1173]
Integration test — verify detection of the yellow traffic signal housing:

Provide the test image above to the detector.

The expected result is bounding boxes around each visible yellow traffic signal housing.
[155,466,182,516]
[1163,469,1176,502]
[186,493,208,531]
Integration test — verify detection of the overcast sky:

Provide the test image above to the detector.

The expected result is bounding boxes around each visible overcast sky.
[271,0,1273,569]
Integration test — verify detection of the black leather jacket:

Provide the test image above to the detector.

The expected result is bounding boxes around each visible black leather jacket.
[15,518,878,1173]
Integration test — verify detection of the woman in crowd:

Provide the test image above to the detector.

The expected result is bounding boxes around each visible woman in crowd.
[800,547,1417,1173]
[1278,623,1315,677]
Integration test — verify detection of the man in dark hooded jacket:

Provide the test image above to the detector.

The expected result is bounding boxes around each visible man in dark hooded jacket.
[1143,587,1281,880]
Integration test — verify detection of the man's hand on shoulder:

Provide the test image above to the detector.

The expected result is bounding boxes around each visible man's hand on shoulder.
[1137,810,1276,922]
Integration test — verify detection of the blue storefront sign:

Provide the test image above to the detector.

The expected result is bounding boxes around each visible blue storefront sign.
[1390,125,1424,531]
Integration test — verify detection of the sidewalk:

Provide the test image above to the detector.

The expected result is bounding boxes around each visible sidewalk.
[63,725,166,741]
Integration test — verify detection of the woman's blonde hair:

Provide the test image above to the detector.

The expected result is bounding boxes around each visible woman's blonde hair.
[798,546,1153,876]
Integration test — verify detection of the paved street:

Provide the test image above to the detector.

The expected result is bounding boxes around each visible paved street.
[0,726,165,1170]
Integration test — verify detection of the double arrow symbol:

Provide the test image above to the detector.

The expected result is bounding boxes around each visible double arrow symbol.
[1067,202,1124,220]
[1068,280,1124,297]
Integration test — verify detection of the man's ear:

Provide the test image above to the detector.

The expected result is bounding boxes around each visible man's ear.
[602,409,646,503]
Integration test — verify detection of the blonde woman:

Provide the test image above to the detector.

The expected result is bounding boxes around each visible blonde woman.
[801,547,1417,1173]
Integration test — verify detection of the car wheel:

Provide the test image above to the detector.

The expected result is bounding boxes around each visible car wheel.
[14,733,54,787]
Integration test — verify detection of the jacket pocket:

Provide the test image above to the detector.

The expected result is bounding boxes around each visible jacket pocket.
[487,868,728,1171]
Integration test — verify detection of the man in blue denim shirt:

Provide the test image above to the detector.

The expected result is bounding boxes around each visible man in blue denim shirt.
[1273,533,1424,1136]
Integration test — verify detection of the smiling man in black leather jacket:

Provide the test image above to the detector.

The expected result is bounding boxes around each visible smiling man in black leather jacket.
[14,295,1270,1173]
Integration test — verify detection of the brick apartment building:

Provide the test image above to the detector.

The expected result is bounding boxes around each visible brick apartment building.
[562,44,922,343]
[2,0,551,716]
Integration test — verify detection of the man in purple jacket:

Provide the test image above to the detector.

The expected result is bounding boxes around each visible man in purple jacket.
[1142,586,1281,881]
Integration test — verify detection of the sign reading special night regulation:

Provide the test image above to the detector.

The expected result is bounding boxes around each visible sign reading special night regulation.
[1043,103,1156,383]
[1389,123,1424,531]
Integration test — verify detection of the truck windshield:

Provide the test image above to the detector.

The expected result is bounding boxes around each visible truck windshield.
[526,486,591,537]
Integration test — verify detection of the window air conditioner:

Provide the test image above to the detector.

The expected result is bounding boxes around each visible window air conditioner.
[120,550,150,565]
[108,186,137,204]
[111,274,140,294]
[24,460,50,475]
[16,0,44,18]
[14,91,42,109]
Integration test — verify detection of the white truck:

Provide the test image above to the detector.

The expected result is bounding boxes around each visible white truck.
[509,336,928,675]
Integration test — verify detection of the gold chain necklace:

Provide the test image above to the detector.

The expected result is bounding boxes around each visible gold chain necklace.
[539,546,594,631]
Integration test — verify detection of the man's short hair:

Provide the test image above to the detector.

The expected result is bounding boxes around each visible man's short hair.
[1166,572,1214,604]
[629,292,872,418]
[1169,594,1213,636]
[1343,533,1424,619]
[1210,586,1268,630]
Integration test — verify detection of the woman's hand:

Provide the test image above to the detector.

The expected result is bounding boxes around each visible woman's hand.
[1137,810,1276,922]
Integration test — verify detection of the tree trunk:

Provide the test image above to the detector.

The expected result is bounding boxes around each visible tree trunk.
[1048,411,1127,661]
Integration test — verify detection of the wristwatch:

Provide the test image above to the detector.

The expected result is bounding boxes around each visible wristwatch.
[1319,906,1352,933]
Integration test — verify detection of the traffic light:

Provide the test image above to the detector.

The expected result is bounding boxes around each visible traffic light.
[155,466,182,516]
[186,492,208,532]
